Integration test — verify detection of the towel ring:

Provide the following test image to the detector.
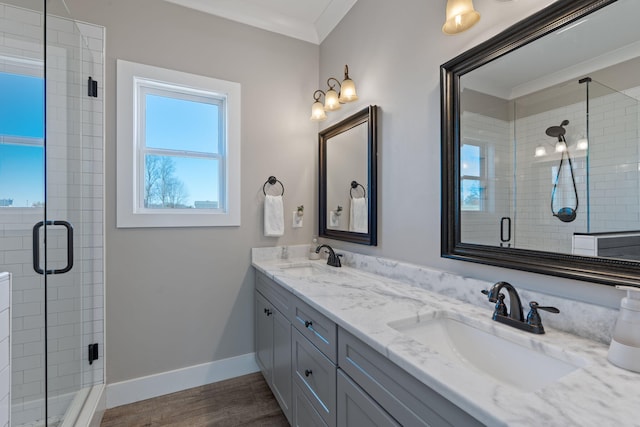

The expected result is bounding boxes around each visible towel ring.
[263,176,285,196]
[350,181,366,199]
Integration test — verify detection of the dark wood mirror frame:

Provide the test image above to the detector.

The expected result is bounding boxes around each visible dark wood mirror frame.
[440,0,640,287]
[319,105,378,245]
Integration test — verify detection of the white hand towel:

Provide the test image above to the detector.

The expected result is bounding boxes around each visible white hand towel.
[264,195,284,237]
[349,197,368,233]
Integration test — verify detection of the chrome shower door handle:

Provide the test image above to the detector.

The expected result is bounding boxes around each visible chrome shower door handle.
[32,220,74,275]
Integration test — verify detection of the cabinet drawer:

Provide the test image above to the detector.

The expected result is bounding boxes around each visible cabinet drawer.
[338,327,483,427]
[337,370,400,427]
[293,384,328,427]
[293,328,336,427]
[256,272,292,320]
[292,297,337,363]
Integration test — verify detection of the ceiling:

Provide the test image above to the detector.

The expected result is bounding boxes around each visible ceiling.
[463,0,640,100]
[163,0,358,44]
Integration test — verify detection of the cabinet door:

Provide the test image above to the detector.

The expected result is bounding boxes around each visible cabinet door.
[272,308,292,422]
[337,370,399,427]
[293,384,328,427]
[255,291,273,383]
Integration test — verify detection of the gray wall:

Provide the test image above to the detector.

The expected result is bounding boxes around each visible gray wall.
[58,0,628,386]
[56,0,319,383]
[318,0,623,308]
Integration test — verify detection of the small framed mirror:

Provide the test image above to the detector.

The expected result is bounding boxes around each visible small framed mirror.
[319,105,378,245]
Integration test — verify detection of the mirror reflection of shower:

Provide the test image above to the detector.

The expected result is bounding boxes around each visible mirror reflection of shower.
[460,53,640,257]
[546,120,579,223]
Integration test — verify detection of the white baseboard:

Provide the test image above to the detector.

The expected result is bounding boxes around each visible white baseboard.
[106,353,259,409]
[86,384,106,427]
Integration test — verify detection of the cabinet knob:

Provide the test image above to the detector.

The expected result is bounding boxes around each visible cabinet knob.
[304,369,313,377]
[304,320,313,328]
[264,308,272,316]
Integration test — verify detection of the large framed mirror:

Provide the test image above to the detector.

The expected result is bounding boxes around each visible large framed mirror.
[442,0,640,286]
[319,105,377,245]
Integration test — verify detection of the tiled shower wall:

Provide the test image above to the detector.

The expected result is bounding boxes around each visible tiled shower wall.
[463,84,639,255]
[460,112,513,247]
[0,4,104,425]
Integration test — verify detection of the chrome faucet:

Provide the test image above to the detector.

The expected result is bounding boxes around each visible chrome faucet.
[482,281,559,334]
[315,244,342,267]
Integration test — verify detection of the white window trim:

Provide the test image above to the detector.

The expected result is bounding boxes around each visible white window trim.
[116,60,241,227]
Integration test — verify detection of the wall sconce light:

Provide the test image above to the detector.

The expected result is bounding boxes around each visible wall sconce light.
[535,136,588,158]
[442,0,481,35]
[310,65,359,122]
[576,136,588,150]
[533,140,568,157]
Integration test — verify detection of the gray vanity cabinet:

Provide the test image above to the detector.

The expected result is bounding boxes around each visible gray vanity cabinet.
[337,370,399,427]
[292,328,336,426]
[255,274,292,424]
[255,270,483,427]
[255,291,274,380]
[293,383,328,427]
[291,296,338,427]
[338,327,483,427]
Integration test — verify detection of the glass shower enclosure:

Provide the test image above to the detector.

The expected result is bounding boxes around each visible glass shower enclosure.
[0,1,104,425]
[460,76,640,259]
[512,78,640,255]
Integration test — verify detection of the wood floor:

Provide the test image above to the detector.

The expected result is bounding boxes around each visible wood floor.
[100,373,290,427]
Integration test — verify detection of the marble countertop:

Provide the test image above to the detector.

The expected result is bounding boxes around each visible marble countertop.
[252,254,640,427]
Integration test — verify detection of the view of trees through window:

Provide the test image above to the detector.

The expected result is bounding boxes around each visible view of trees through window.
[140,90,223,210]
[144,155,189,208]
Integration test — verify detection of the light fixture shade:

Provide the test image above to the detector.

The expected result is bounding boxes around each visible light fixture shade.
[555,141,566,153]
[535,145,547,157]
[577,137,588,150]
[310,100,327,121]
[339,78,358,103]
[324,88,341,111]
[442,0,480,35]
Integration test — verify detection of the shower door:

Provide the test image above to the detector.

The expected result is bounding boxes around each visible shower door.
[42,7,88,425]
[0,2,49,424]
[0,1,104,425]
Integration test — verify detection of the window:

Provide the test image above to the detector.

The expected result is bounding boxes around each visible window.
[117,60,241,227]
[460,142,485,211]
[0,71,44,209]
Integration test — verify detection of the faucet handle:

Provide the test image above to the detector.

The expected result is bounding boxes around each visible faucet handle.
[526,301,559,332]
[482,289,507,317]
[529,301,560,314]
[494,293,508,317]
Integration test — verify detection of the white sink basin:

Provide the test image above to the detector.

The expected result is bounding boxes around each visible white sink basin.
[276,262,338,278]
[388,311,588,392]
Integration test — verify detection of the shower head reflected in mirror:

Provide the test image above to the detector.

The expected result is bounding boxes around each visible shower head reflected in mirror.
[547,119,578,223]
[545,119,569,139]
